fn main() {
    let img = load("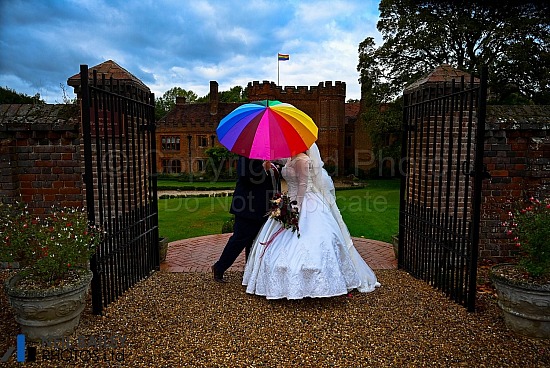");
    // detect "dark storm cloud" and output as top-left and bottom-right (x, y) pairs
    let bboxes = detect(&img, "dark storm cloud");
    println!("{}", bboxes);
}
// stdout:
(0, 0), (380, 102)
